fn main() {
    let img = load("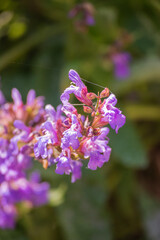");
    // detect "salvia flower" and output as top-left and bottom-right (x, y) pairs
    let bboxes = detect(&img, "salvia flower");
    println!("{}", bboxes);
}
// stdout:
(0, 70), (126, 228)
(61, 114), (82, 150)
(0, 89), (49, 229)
(101, 94), (126, 133)
(31, 69), (126, 183)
